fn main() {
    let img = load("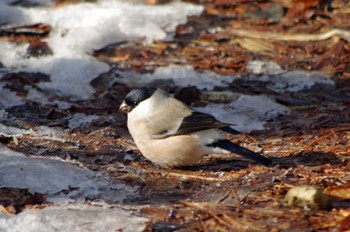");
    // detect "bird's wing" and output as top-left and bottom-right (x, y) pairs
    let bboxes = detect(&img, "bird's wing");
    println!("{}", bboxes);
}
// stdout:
(148, 110), (233, 139)
(173, 112), (232, 135)
(144, 94), (235, 139)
